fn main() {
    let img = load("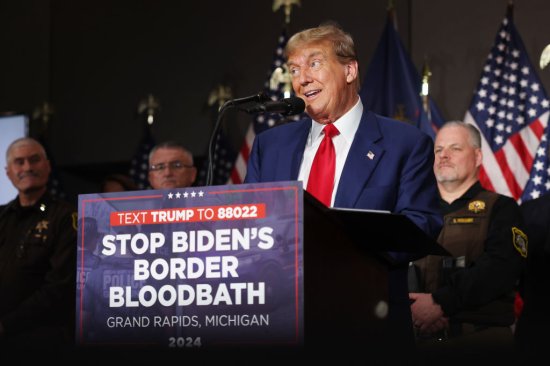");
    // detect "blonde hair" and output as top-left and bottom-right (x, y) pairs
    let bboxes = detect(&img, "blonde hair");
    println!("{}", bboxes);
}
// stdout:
(285, 22), (360, 91)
